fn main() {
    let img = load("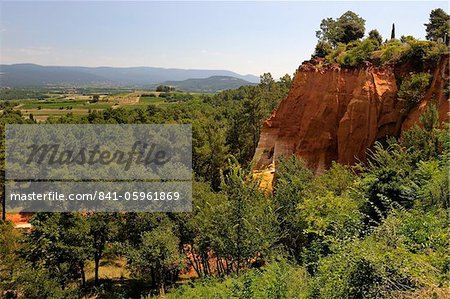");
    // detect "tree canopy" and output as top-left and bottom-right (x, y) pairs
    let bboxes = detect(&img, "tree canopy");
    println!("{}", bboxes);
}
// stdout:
(316, 11), (366, 45)
(425, 8), (450, 43)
